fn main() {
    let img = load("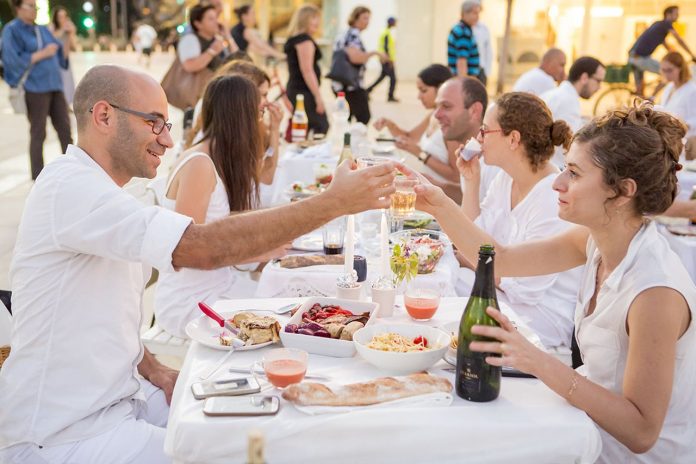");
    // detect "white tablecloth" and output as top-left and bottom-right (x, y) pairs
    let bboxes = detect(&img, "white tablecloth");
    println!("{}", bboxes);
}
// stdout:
(255, 239), (460, 298)
(164, 297), (602, 464)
